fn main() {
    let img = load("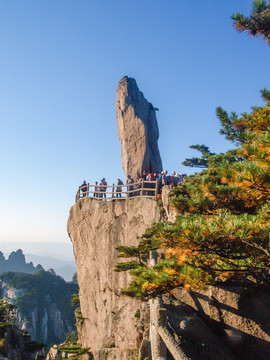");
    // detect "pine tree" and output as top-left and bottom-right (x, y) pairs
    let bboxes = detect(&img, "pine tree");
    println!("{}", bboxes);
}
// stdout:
(232, 0), (270, 44)
(182, 144), (214, 168)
